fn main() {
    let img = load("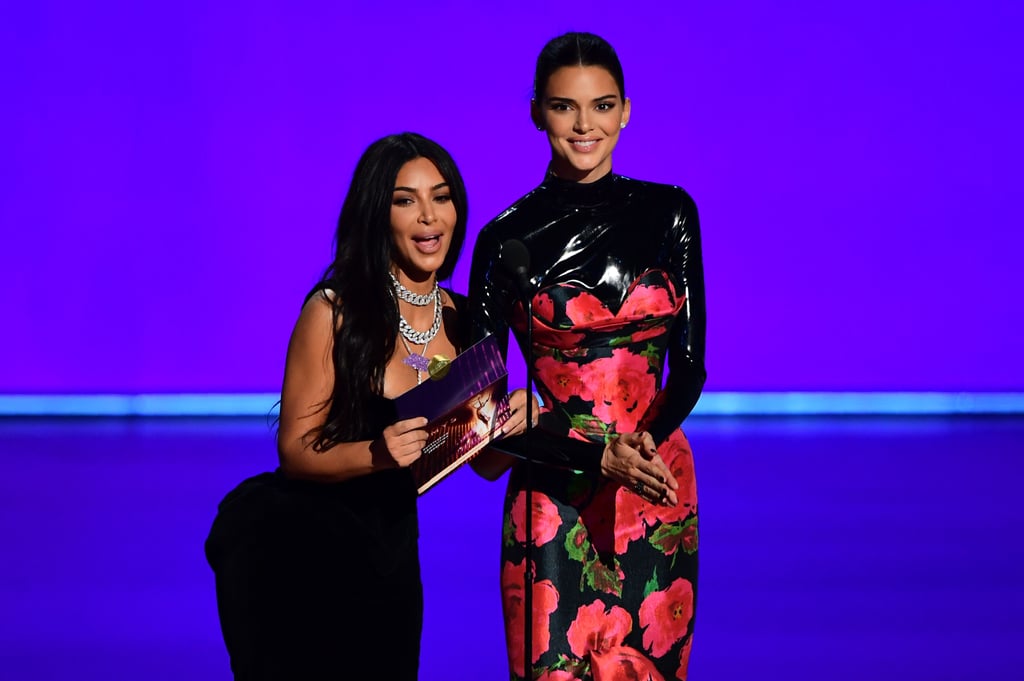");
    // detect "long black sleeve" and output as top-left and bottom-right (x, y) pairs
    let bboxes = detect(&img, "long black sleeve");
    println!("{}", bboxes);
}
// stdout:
(642, 192), (707, 443)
